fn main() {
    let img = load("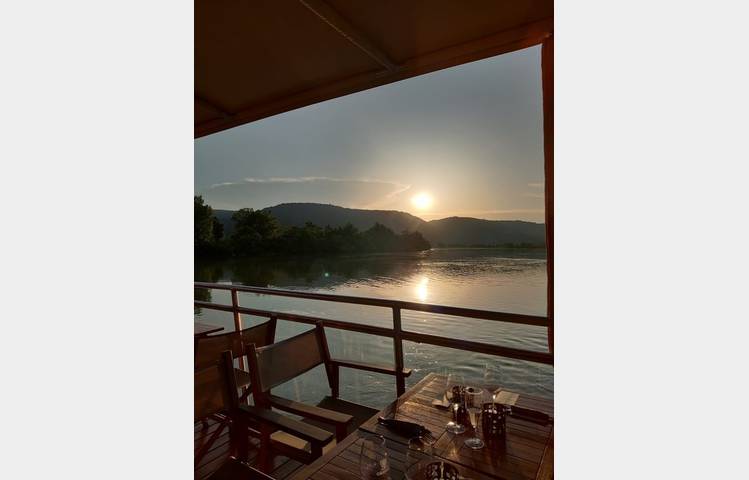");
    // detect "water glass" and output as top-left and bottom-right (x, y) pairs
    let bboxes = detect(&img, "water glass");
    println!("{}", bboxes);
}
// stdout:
(463, 387), (485, 450)
(445, 372), (466, 434)
(360, 434), (390, 479)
